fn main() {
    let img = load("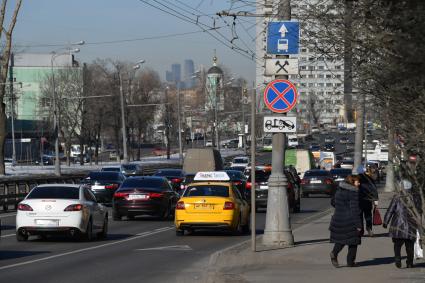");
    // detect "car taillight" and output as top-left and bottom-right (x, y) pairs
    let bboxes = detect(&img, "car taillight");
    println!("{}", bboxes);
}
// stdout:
(18, 203), (33, 211)
(246, 182), (252, 189)
(64, 204), (83, 211)
(114, 192), (129, 198)
(148, 192), (164, 199)
(325, 178), (333, 185)
(301, 179), (309, 185)
(223, 202), (235, 210)
(171, 178), (183, 183)
(176, 201), (185, 209)
(105, 183), (119, 190)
